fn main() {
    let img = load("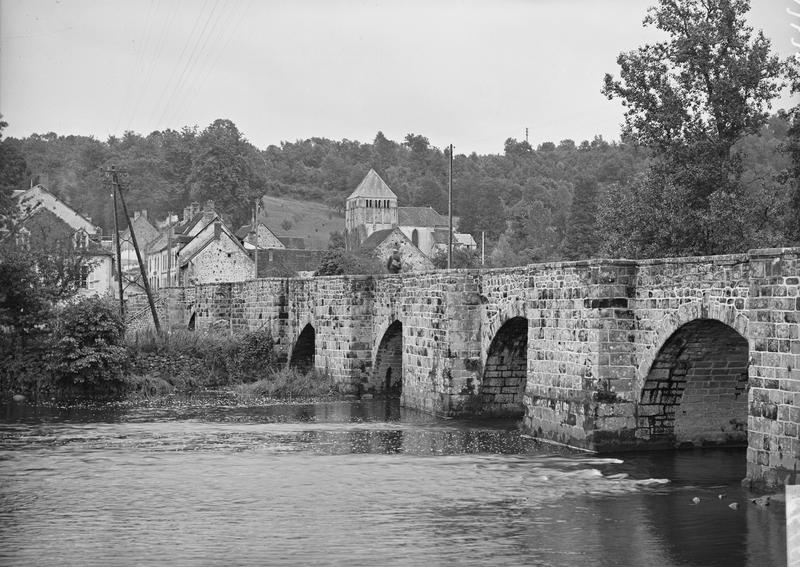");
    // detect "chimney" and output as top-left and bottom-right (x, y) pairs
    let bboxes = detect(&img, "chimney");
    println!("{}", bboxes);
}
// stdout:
(203, 200), (215, 221)
(184, 201), (201, 222)
(214, 220), (222, 239)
